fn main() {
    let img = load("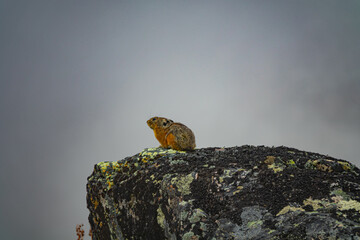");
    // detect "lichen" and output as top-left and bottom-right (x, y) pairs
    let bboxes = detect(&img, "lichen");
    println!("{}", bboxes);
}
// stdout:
(268, 163), (284, 173)
(338, 199), (360, 212)
(96, 161), (123, 190)
(303, 197), (331, 211)
(93, 148), (189, 191)
(87, 145), (360, 239)
(276, 206), (305, 216)
(189, 208), (207, 223)
(200, 222), (207, 232)
(170, 173), (194, 195)
(180, 210), (189, 222)
(233, 186), (243, 195)
(338, 161), (351, 171)
(265, 156), (276, 165)
(303, 159), (352, 173)
(302, 193), (360, 214)
(157, 206), (165, 229)
(330, 188), (351, 201)
(247, 220), (263, 228)
(139, 147), (186, 161)
(265, 156), (285, 173)
(169, 159), (188, 165)
(182, 231), (198, 240)
(304, 160), (317, 170)
(286, 159), (297, 168)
